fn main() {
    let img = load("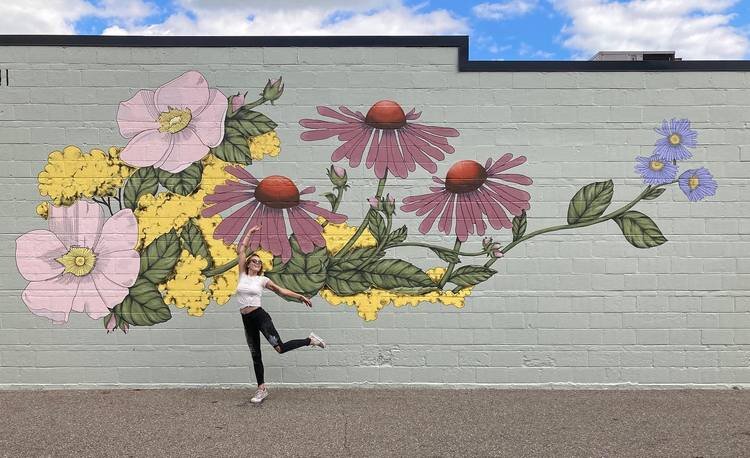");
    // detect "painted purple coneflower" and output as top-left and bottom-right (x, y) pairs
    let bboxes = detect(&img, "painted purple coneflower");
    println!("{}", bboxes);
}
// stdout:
(654, 118), (697, 161)
(401, 154), (533, 241)
(634, 154), (678, 185)
(202, 166), (347, 262)
(299, 100), (459, 179)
